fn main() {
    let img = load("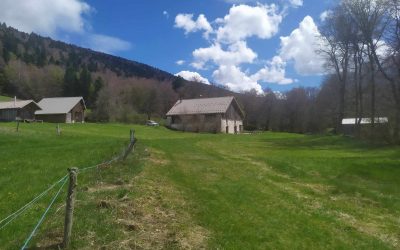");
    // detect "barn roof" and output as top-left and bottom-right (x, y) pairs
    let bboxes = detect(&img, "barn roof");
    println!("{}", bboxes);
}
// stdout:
(166, 96), (244, 117)
(35, 97), (86, 115)
(0, 100), (40, 110)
